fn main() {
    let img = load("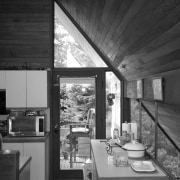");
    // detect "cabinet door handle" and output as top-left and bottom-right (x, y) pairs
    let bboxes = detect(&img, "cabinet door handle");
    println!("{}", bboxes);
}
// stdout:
(54, 124), (59, 134)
